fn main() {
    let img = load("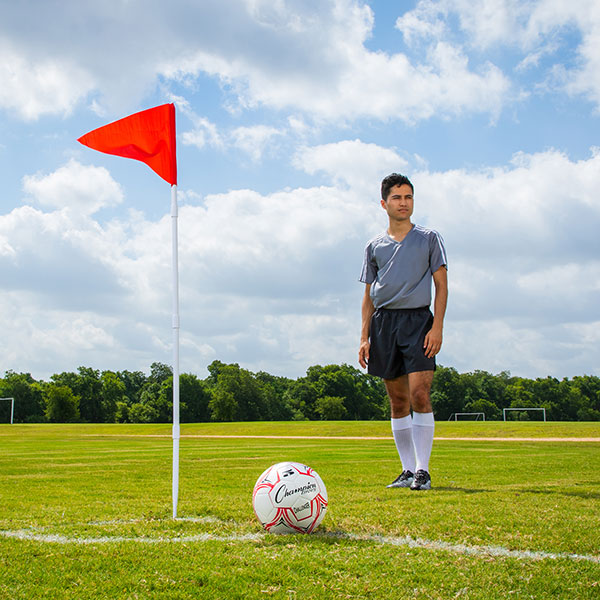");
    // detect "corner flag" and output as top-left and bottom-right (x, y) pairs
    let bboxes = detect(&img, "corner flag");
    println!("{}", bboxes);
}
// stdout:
(79, 103), (181, 519)
(78, 103), (177, 185)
